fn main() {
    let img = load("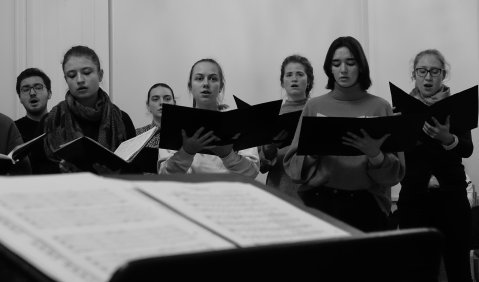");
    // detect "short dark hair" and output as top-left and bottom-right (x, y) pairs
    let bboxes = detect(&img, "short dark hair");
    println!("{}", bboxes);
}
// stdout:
(280, 55), (314, 97)
(323, 36), (371, 90)
(16, 68), (52, 95)
(146, 83), (176, 104)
